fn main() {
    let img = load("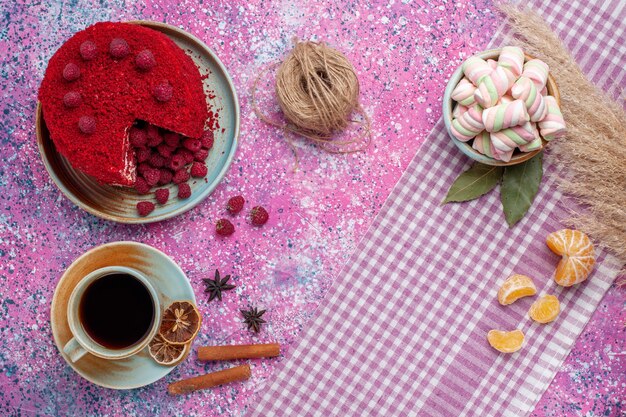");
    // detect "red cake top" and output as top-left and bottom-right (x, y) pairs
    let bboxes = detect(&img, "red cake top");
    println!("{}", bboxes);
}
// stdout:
(39, 22), (208, 186)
